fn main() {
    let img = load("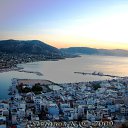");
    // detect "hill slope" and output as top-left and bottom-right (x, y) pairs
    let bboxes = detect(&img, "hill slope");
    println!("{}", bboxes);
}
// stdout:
(0, 39), (62, 58)
(0, 39), (64, 68)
